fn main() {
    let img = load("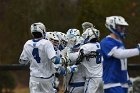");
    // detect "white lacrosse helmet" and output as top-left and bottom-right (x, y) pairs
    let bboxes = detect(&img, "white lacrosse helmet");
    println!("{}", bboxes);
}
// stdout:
(72, 36), (84, 52)
(82, 27), (100, 43)
(75, 36), (84, 46)
(66, 28), (80, 48)
(55, 32), (68, 49)
(54, 32), (62, 40)
(61, 32), (68, 41)
(55, 32), (68, 42)
(46, 32), (59, 41)
(66, 28), (80, 39)
(46, 32), (60, 48)
(105, 16), (129, 39)
(31, 22), (46, 38)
